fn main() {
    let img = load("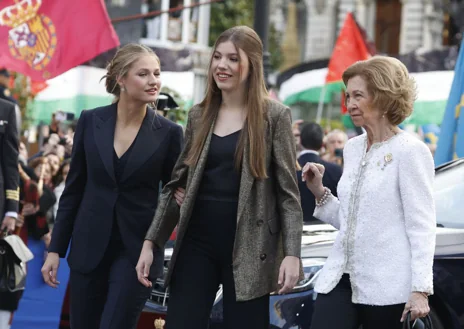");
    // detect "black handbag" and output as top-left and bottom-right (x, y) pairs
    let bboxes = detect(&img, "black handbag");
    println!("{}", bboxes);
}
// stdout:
(403, 312), (433, 329)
